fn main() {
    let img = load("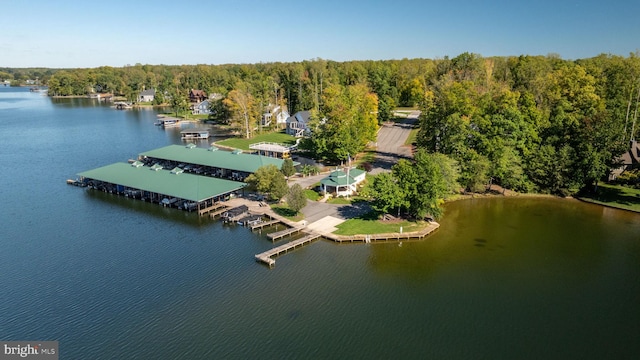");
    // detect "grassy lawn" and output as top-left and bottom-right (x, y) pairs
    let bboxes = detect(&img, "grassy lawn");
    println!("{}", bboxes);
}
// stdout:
(271, 205), (305, 222)
(334, 216), (428, 235)
(327, 197), (352, 205)
(215, 131), (296, 151)
(577, 183), (640, 212)
(326, 196), (367, 205)
(357, 149), (376, 164)
(304, 189), (321, 201)
(404, 128), (418, 146)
